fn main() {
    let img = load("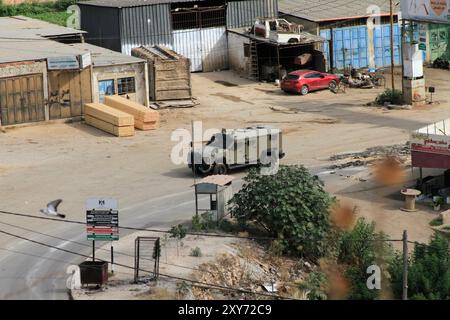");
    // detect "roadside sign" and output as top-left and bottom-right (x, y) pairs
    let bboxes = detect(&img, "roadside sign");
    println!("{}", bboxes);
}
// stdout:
(47, 56), (80, 70)
(401, 0), (450, 25)
(86, 198), (119, 241)
(419, 43), (427, 50)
